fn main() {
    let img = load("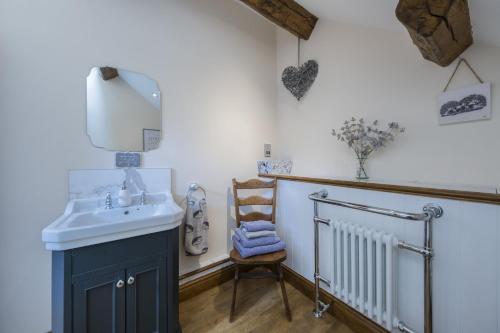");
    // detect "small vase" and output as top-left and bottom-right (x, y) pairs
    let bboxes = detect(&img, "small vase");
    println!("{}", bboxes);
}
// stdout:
(356, 157), (369, 180)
